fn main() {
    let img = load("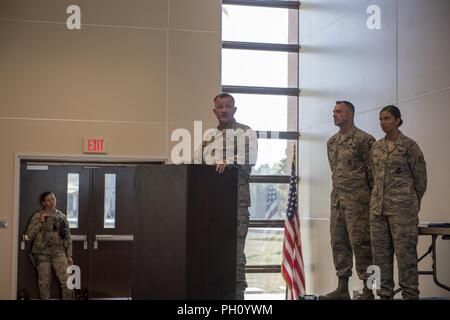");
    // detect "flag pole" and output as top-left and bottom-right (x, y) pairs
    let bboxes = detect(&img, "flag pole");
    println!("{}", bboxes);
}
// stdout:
(283, 143), (298, 300)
